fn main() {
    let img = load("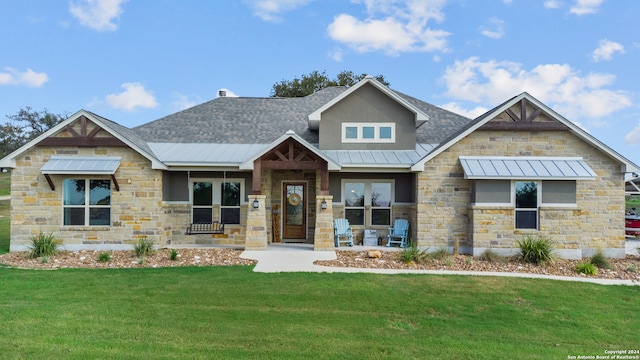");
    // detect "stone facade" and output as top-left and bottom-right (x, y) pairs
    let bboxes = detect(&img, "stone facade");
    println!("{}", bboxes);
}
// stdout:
(416, 129), (626, 259)
(10, 145), (166, 251)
